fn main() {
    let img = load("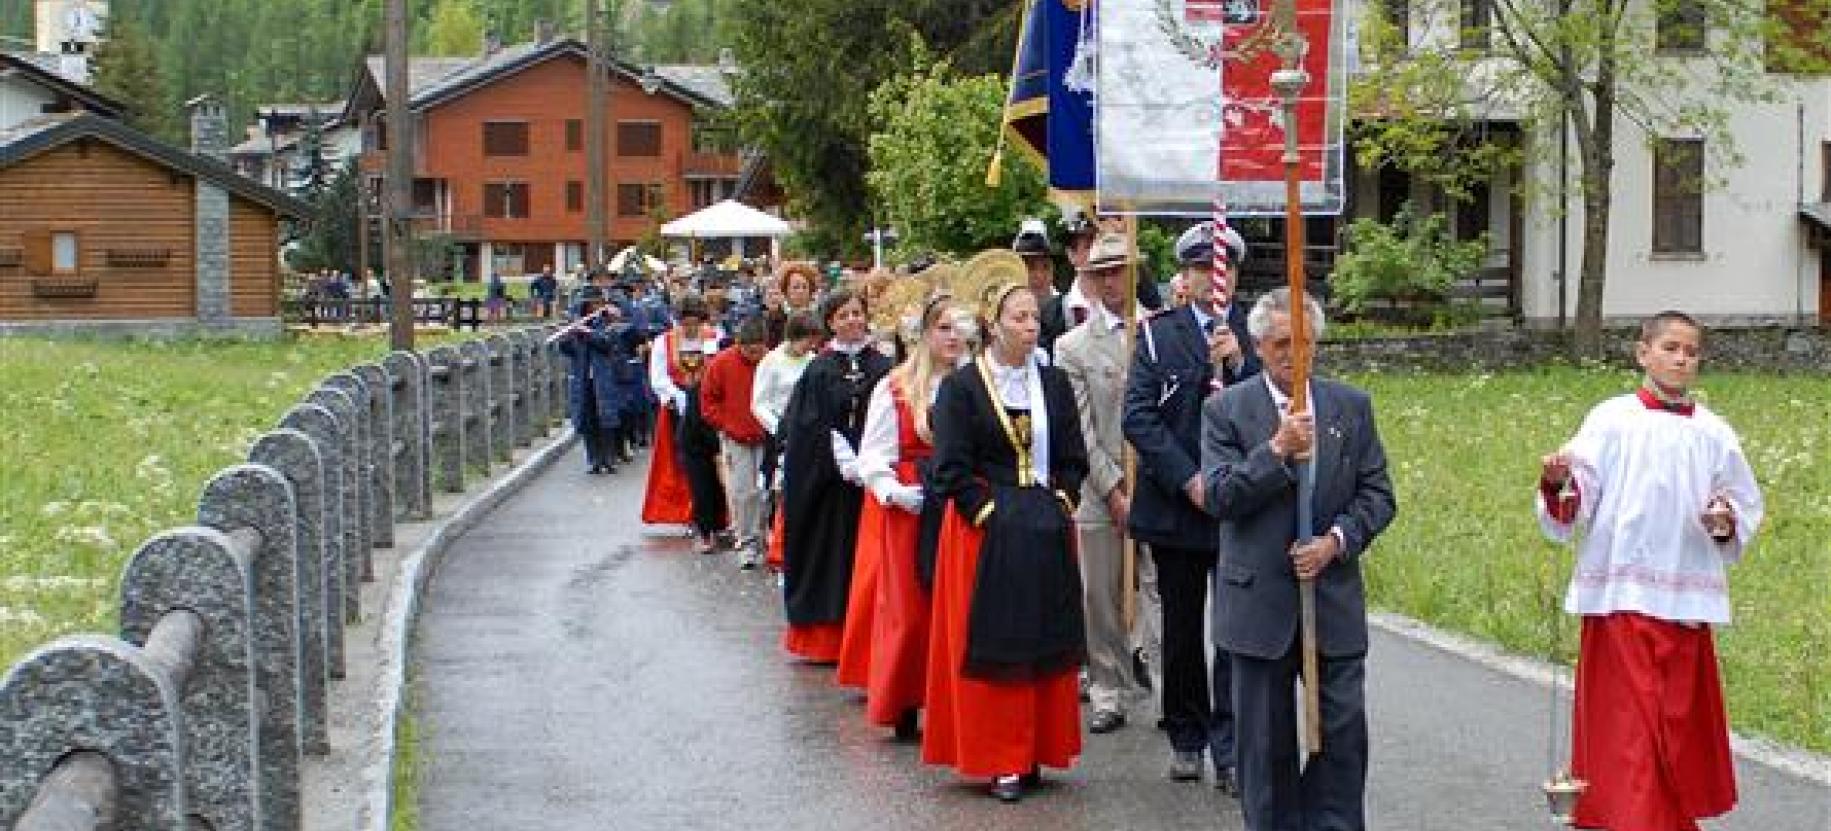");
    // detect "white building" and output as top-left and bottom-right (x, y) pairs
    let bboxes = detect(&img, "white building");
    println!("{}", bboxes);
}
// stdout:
(0, 51), (123, 131)
(1343, 0), (1829, 327)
